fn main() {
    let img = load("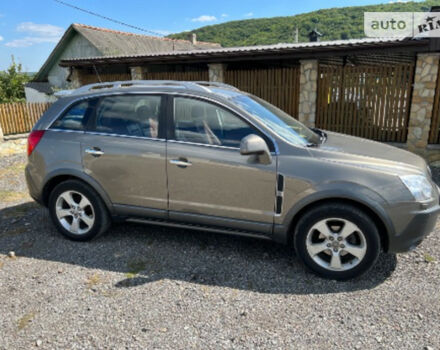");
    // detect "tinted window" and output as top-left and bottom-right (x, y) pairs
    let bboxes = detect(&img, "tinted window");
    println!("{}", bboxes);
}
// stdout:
(51, 100), (95, 130)
(173, 97), (258, 148)
(93, 95), (162, 138)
